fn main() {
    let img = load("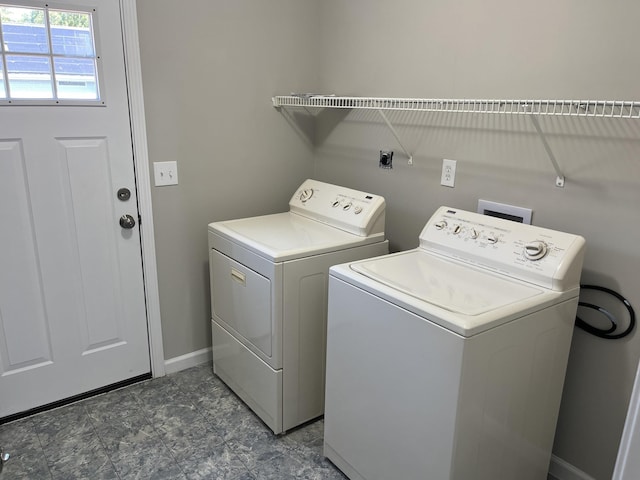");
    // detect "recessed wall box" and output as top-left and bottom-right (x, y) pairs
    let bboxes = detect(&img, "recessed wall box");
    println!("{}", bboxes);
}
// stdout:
(477, 200), (532, 224)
